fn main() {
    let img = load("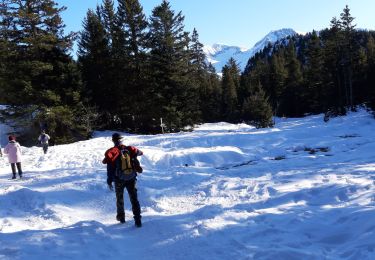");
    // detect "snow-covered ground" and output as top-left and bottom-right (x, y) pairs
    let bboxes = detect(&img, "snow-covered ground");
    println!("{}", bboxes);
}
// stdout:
(1, 110), (375, 259)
